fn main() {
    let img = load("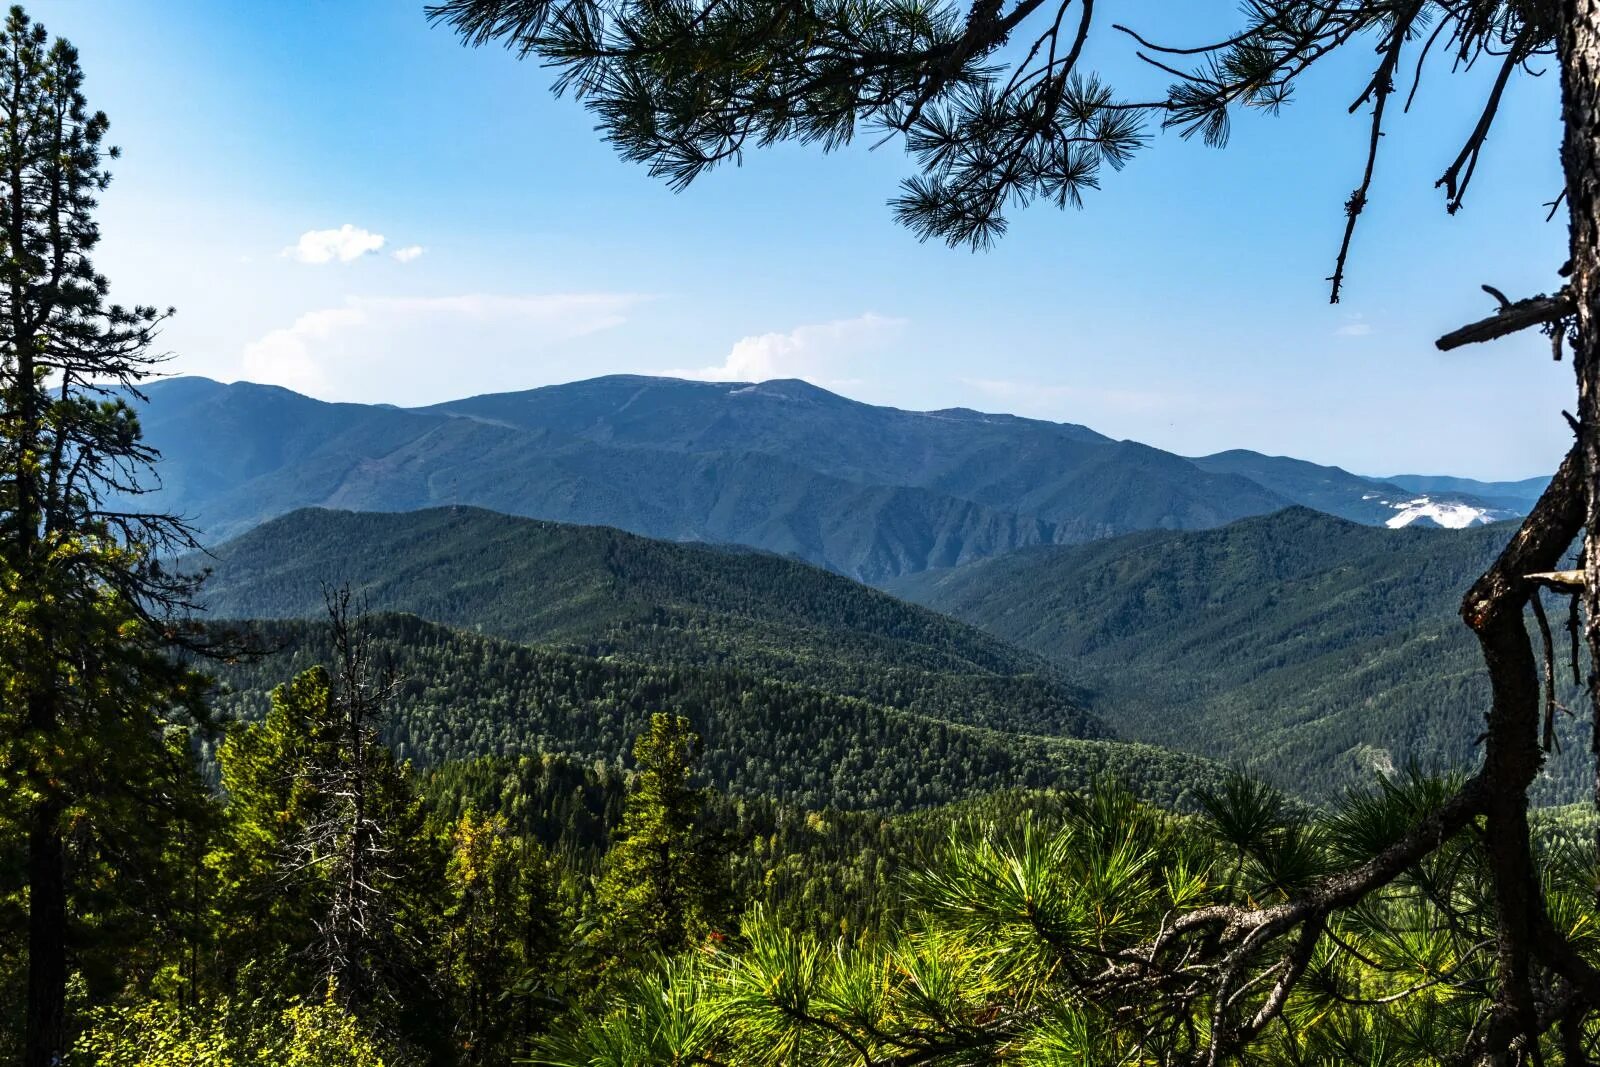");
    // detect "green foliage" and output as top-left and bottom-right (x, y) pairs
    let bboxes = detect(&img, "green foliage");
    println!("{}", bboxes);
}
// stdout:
(593, 715), (726, 960)
(209, 660), (444, 1037)
(210, 667), (340, 971)
(203, 613), (1229, 813)
(893, 507), (1590, 802)
(541, 776), (1600, 1064)
(439, 809), (562, 1062)
(0, 6), (215, 1060)
(69, 986), (397, 1067)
